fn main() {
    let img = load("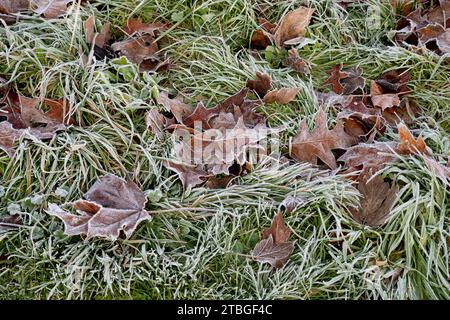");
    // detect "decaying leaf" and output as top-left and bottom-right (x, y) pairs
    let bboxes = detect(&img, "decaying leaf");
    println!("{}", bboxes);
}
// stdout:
(47, 174), (151, 240)
(0, 0), (29, 14)
(323, 64), (364, 95)
(112, 19), (170, 72)
(273, 6), (314, 48)
(252, 213), (294, 268)
(350, 175), (398, 227)
(0, 214), (22, 235)
(148, 74), (290, 189)
(291, 108), (358, 169)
